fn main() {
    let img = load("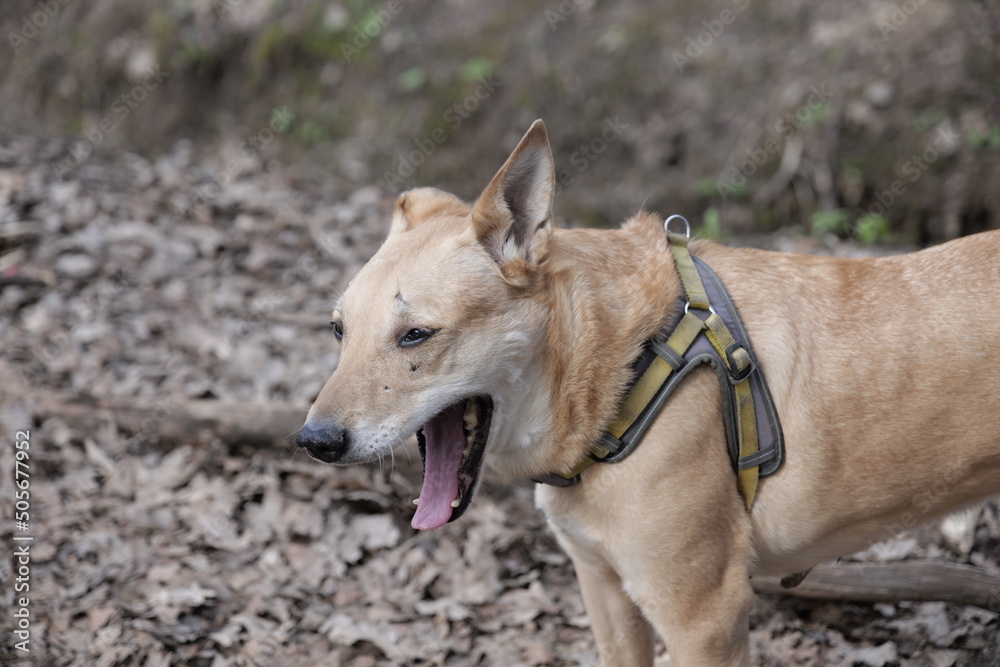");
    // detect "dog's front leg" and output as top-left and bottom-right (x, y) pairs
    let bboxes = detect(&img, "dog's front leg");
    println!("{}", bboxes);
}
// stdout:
(623, 554), (753, 667)
(551, 524), (656, 666)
